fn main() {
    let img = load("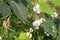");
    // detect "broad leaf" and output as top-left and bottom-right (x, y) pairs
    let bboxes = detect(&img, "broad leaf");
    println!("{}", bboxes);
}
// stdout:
(0, 0), (3, 3)
(15, 32), (28, 40)
(41, 20), (57, 38)
(15, 37), (20, 40)
(50, 0), (60, 6)
(8, 0), (28, 23)
(19, 32), (28, 40)
(38, 1), (54, 17)
(57, 24), (60, 40)
(0, 3), (11, 19)
(21, 0), (28, 7)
